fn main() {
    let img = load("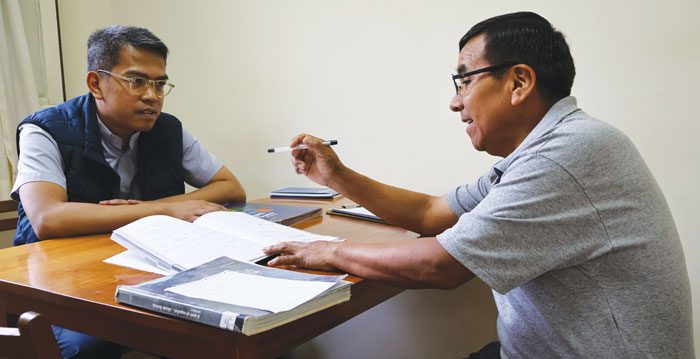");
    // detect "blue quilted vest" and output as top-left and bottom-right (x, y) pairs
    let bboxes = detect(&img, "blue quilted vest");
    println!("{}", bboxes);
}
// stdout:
(14, 93), (185, 245)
